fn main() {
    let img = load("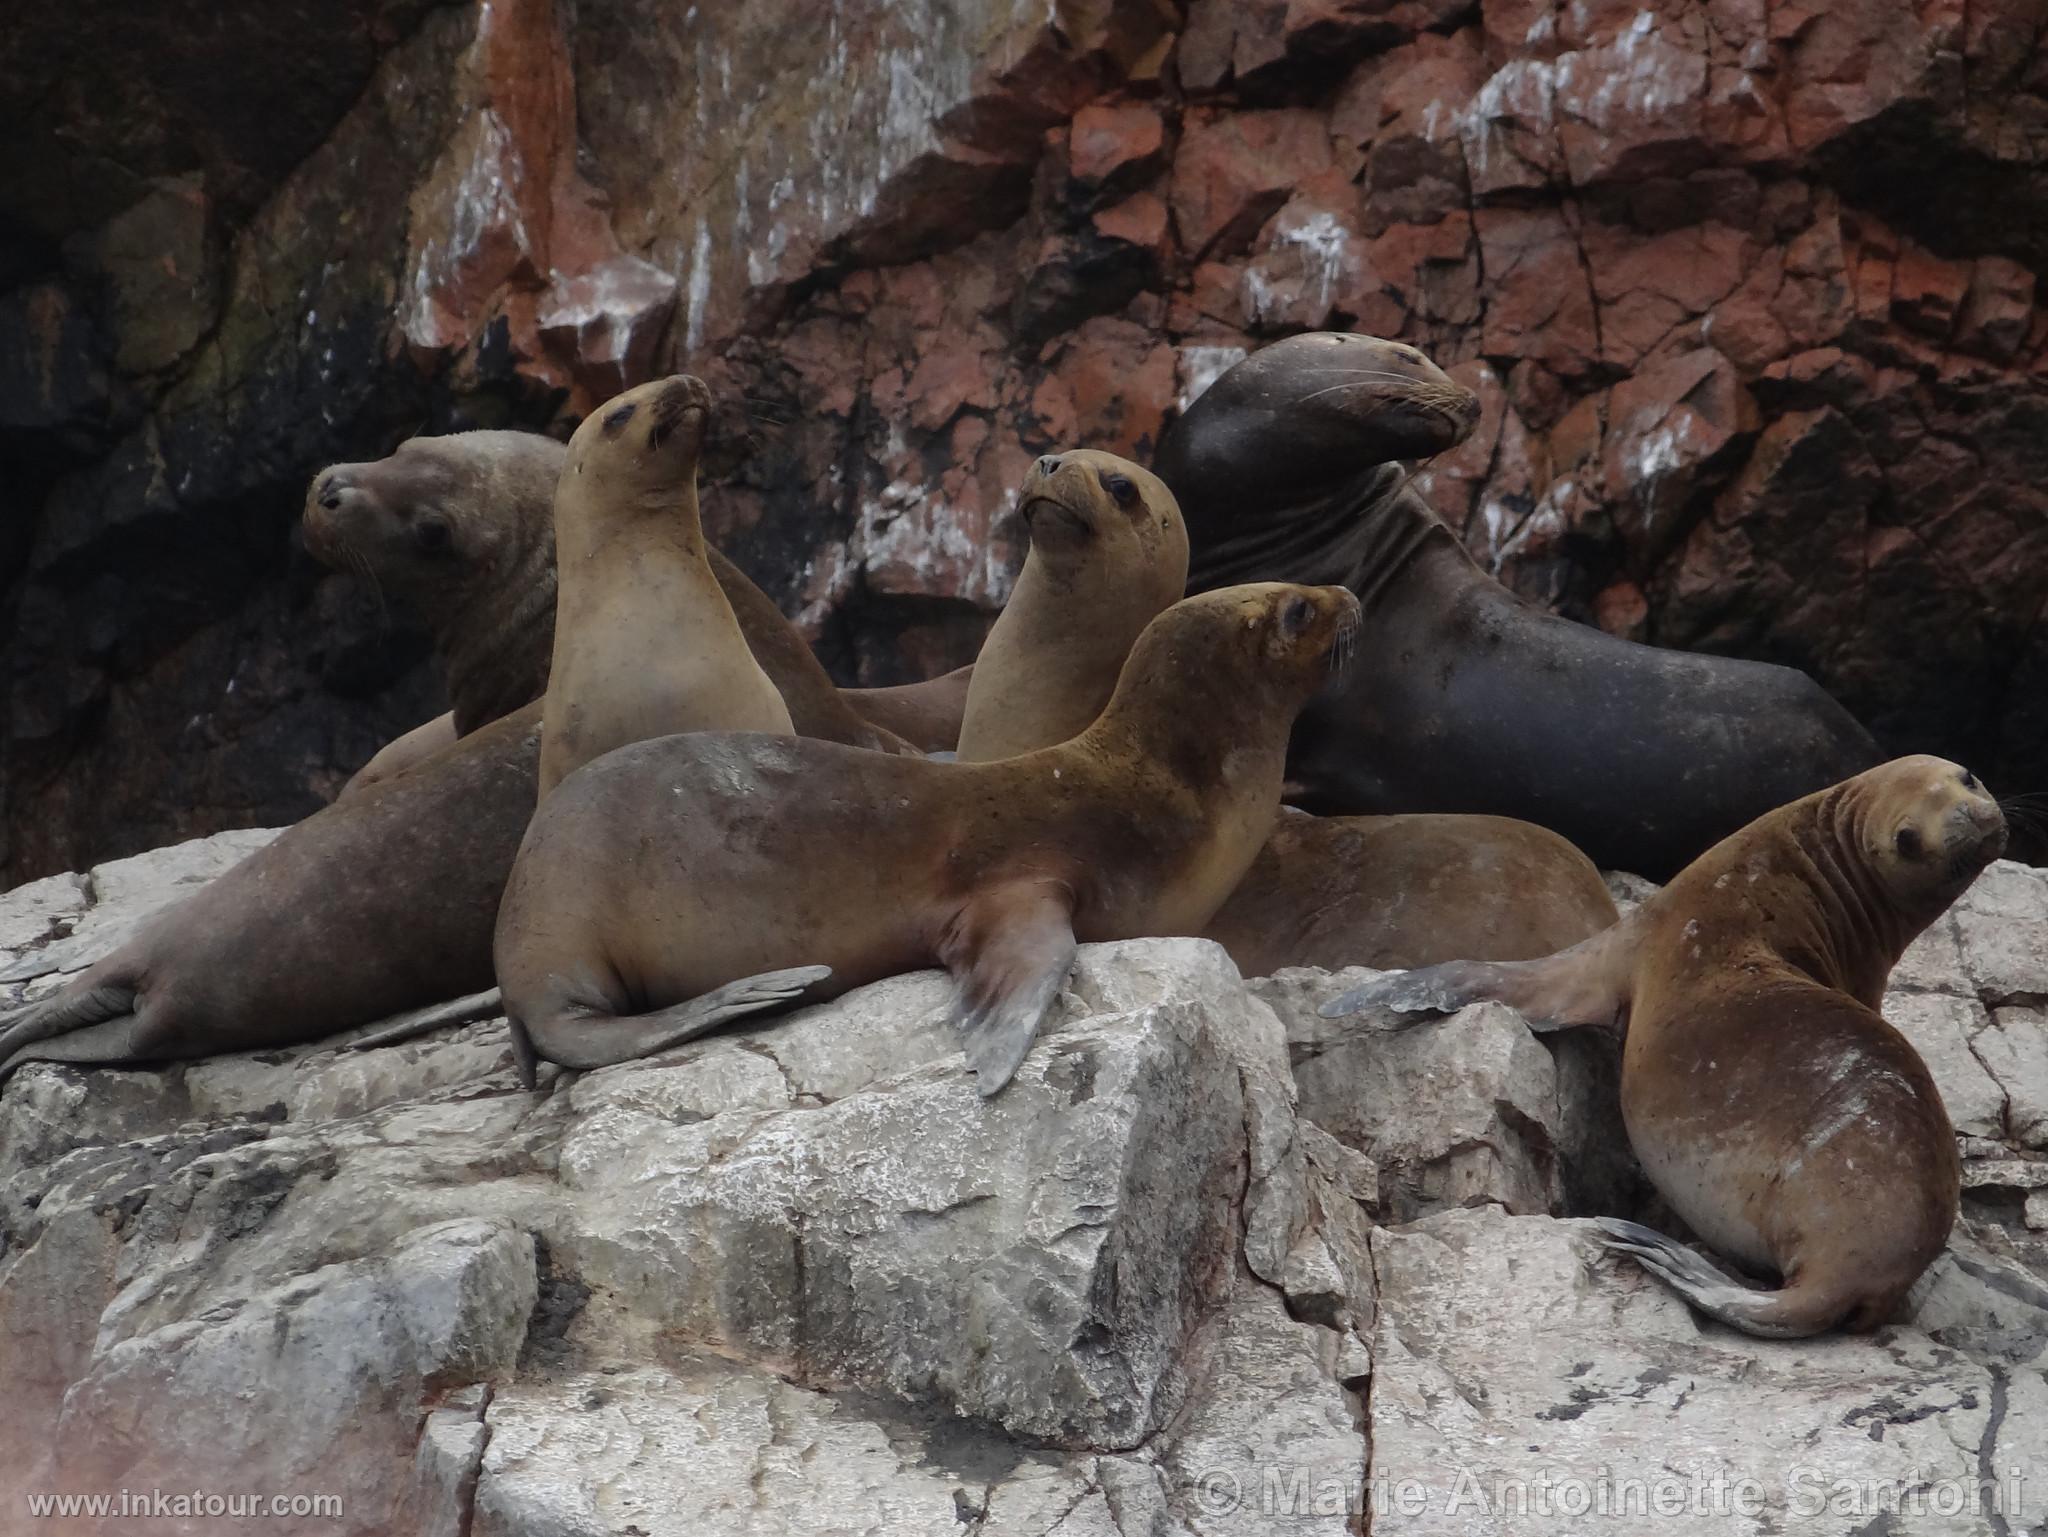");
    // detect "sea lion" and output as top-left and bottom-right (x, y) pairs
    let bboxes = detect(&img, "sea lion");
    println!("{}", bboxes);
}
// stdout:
(1154, 331), (1883, 880)
(952, 446), (1616, 972)
(493, 582), (1363, 1094)
(1204, 808), (1615, 975)
(306, 430), (559, 736)
(306, 429), (913, 800)
(955, 450), (1187, 761)
(538, 375), (792, 797)
(1321, 756), (2007, 1337)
